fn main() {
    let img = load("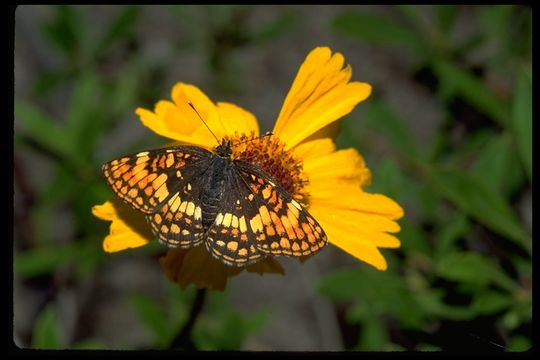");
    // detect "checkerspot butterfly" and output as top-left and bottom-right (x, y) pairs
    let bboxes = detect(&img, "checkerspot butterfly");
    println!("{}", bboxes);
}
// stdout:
(102, 107), (327, 266)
